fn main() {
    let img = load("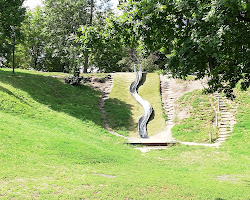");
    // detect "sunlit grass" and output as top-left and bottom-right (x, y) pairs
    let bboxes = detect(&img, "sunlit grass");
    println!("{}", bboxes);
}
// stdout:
(0, 68), (249, 199)
(173, 89), (218, 142)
